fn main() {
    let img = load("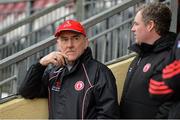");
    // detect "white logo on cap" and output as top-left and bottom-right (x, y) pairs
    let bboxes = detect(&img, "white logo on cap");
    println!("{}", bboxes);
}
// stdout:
(63, 21), (71, 28)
